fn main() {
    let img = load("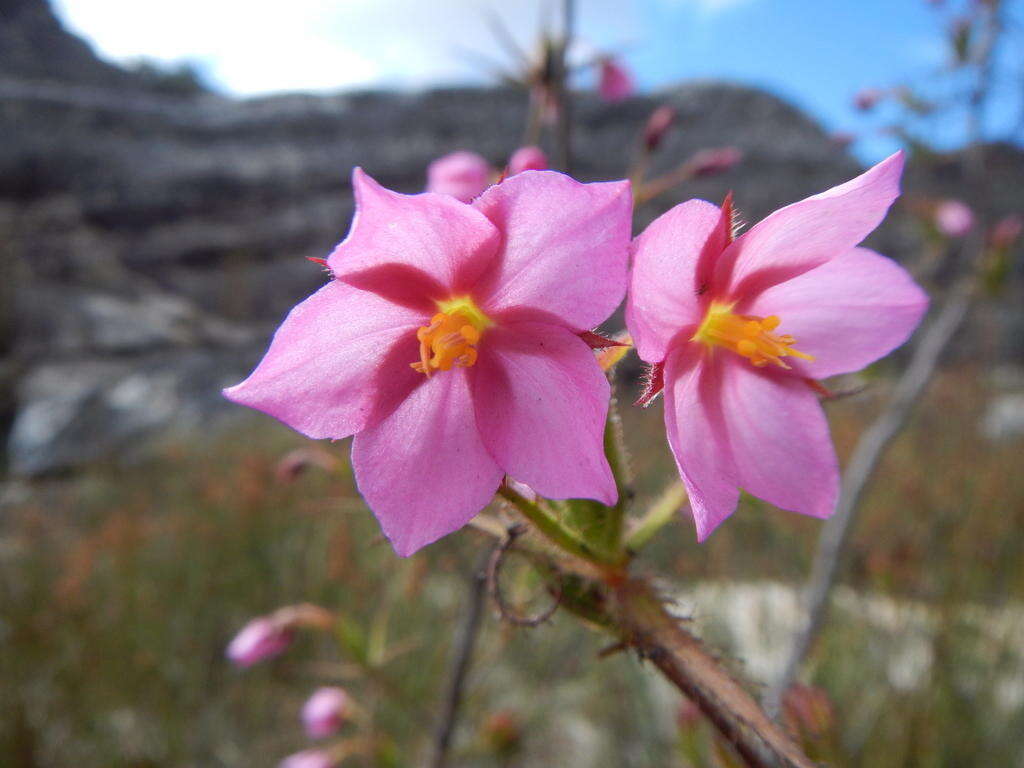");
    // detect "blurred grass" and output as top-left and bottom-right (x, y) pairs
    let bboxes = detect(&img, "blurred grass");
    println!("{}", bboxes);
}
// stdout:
(1, 366), (1022, 767)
